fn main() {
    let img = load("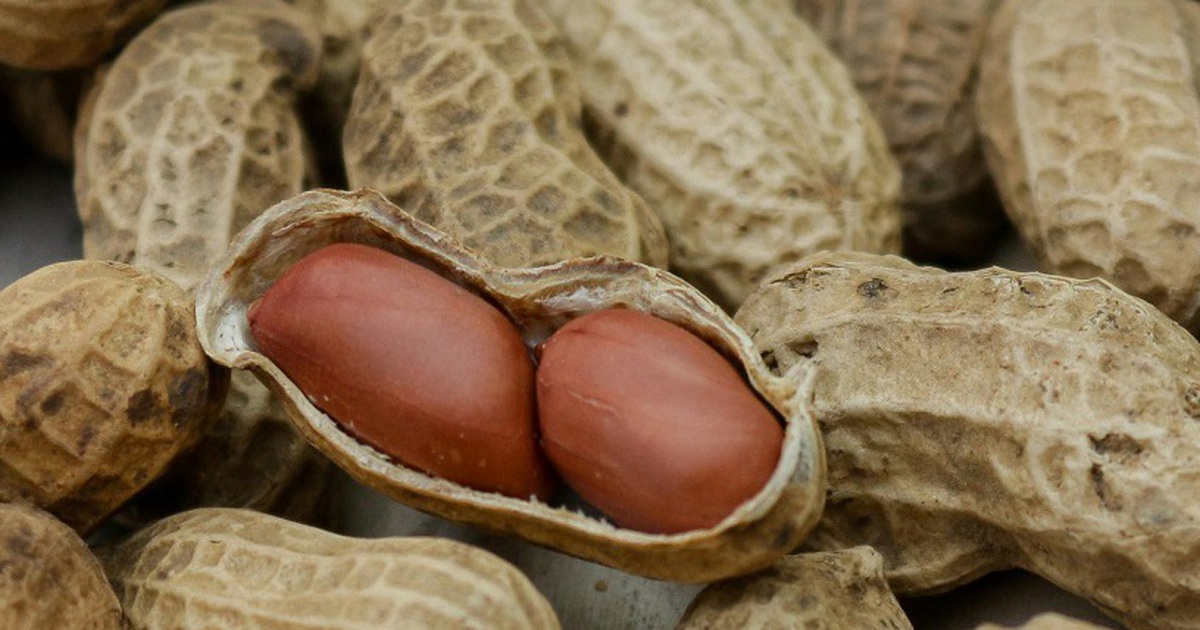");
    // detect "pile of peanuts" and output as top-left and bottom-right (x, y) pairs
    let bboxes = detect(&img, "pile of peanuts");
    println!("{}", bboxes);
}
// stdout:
(2, 0), (1197, 628)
